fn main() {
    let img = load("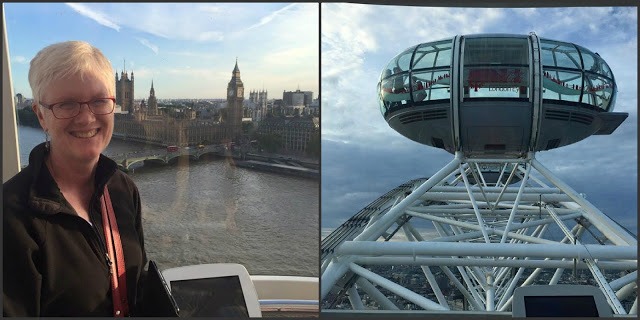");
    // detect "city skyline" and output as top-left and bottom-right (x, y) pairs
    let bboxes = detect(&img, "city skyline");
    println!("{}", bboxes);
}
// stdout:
(321, 4), (638, 235)
(5, 3), (319, 100)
